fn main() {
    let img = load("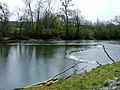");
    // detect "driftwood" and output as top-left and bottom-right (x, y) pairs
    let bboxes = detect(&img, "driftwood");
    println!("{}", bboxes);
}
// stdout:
(96, 61), (102, 66)
(101, 44), (115, 62)
(52, 60), (86, 79)
(95, 44), (115, 66)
